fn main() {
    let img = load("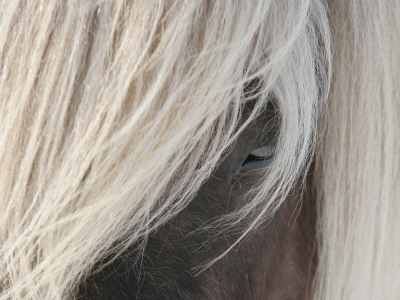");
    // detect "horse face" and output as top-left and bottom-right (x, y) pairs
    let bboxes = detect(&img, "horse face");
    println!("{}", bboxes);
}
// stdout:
(78, 103), (316, 300)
